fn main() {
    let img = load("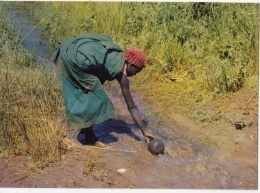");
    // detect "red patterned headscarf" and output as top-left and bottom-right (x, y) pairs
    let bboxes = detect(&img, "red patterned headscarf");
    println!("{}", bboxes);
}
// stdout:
(125, 48), (145, 68)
